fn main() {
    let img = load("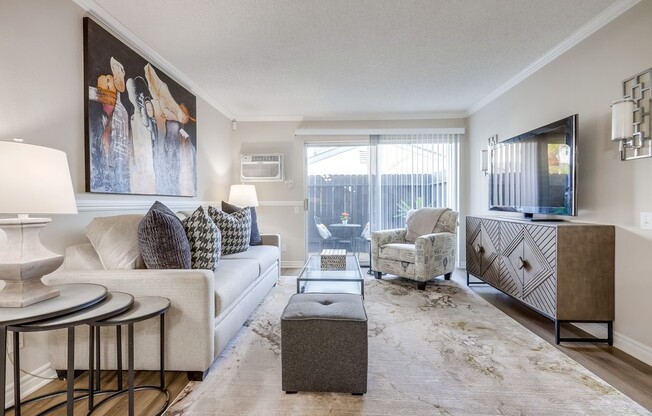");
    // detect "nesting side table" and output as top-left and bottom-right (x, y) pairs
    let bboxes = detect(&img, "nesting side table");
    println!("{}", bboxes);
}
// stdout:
(8, 291), (133, 416)
(0, 283), (108, 416)
(89, 296), (171, 416)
